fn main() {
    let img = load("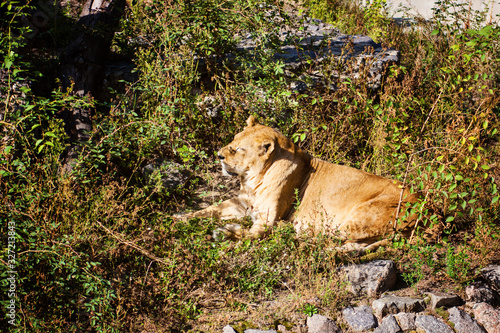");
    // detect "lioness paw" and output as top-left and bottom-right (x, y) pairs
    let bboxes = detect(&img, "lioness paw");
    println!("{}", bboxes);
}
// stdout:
(212, 223), (243, 241)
